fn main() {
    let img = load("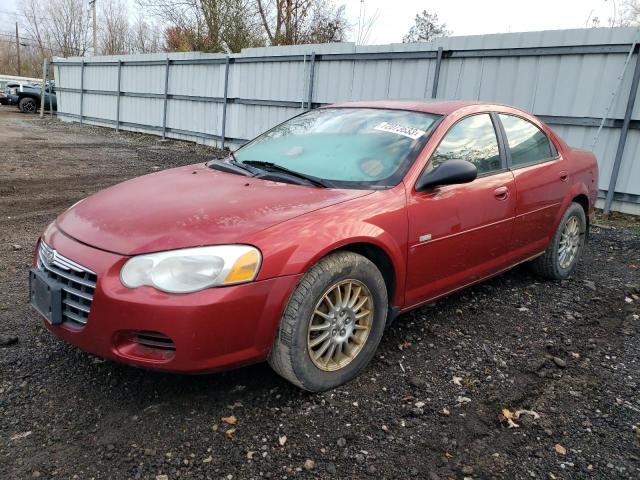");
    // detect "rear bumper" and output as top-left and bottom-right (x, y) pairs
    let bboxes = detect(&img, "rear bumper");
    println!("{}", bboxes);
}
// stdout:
(38, 225), (301, 373)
